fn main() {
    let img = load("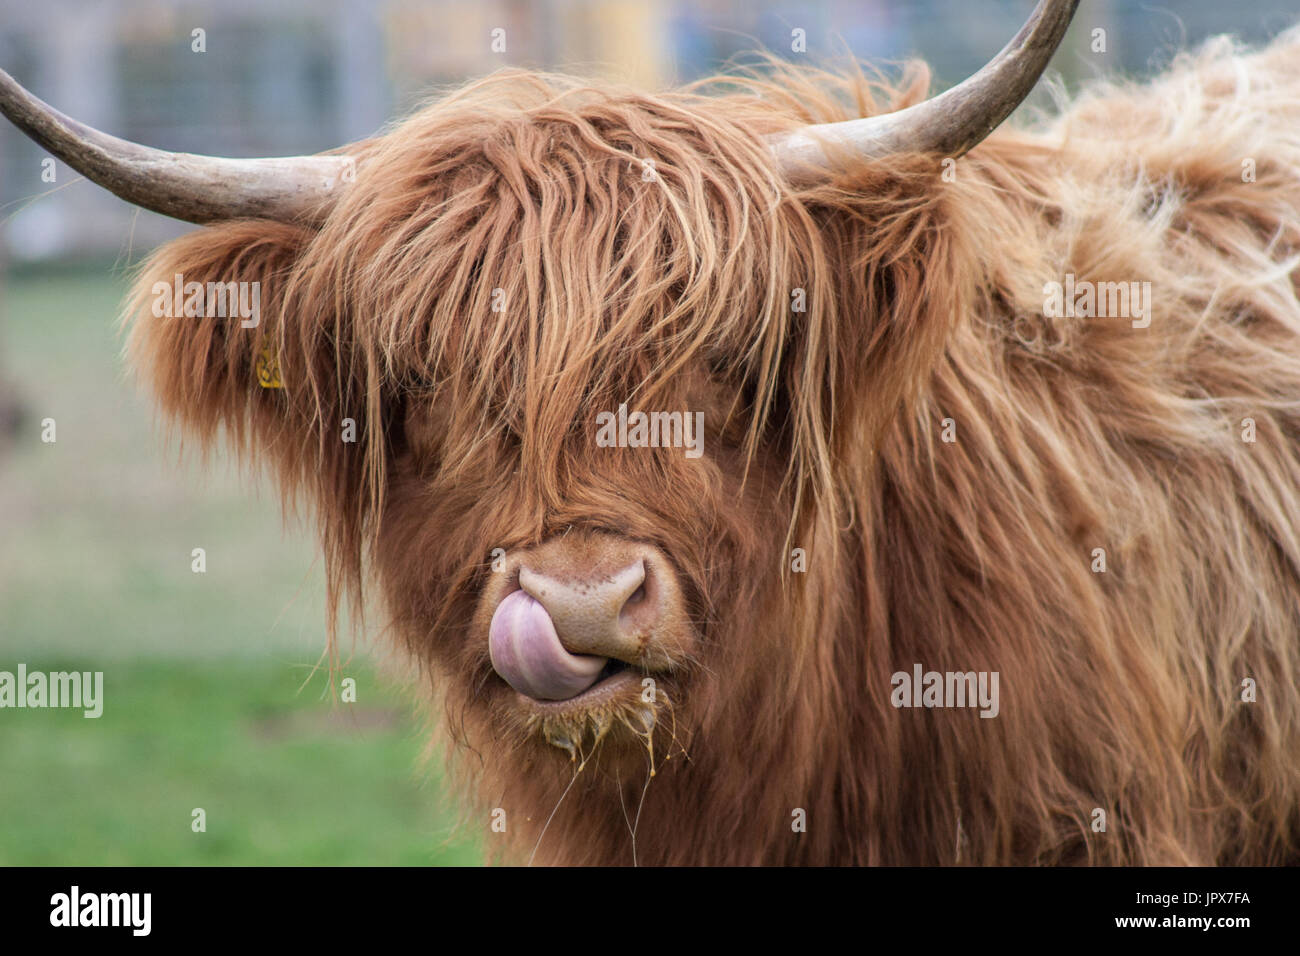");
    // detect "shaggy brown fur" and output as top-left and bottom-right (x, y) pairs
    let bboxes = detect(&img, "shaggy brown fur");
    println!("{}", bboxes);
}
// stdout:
(124, 29), (1300, 865)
